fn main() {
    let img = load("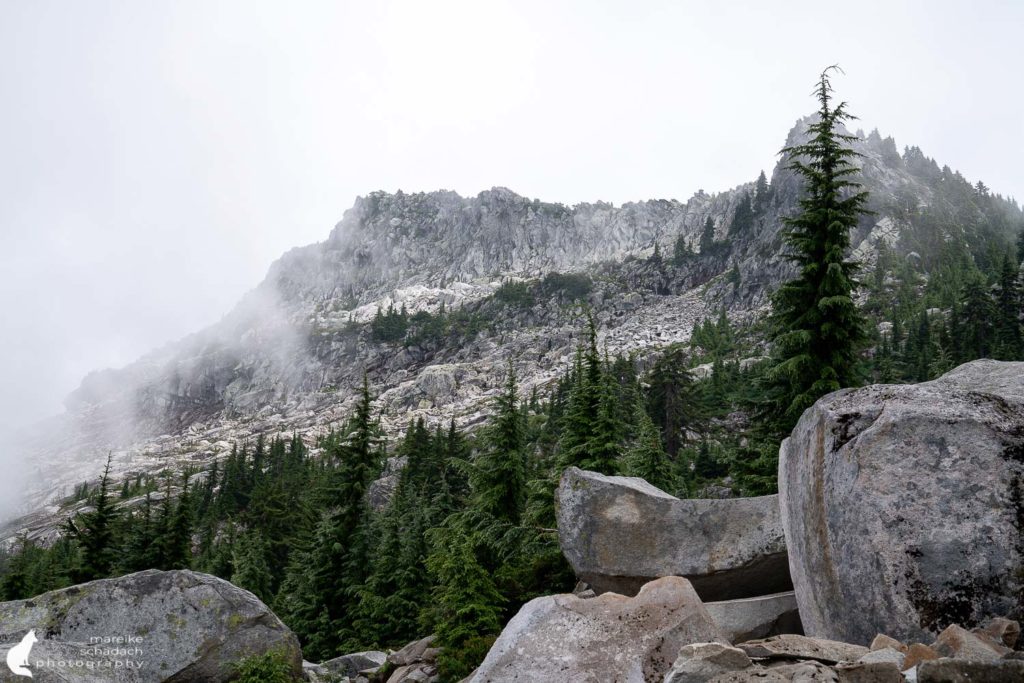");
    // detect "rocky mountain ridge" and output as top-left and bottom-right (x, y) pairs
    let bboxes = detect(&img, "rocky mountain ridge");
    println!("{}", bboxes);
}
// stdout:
(3, 118), (1022, 543)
